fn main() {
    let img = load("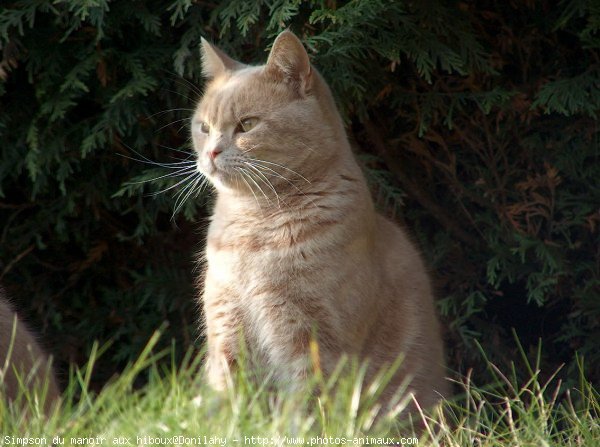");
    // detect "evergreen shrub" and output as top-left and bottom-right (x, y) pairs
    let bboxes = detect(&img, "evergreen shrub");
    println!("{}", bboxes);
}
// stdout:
(0, 0), (598, 388)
